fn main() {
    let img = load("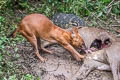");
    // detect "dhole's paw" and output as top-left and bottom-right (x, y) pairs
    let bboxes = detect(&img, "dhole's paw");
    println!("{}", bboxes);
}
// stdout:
(76, 58), (82, 61)
(40, 58), (47, 62)
(76, 55), (85, 61)
(41, 48), (53, 54)
(46, 50), (53, 54)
